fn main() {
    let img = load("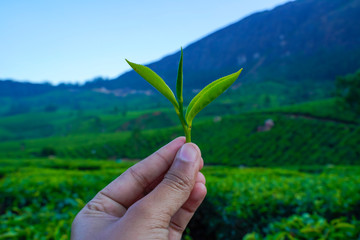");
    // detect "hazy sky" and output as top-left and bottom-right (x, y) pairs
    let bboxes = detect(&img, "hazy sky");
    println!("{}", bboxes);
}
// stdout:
(1, 0), (290, 85)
